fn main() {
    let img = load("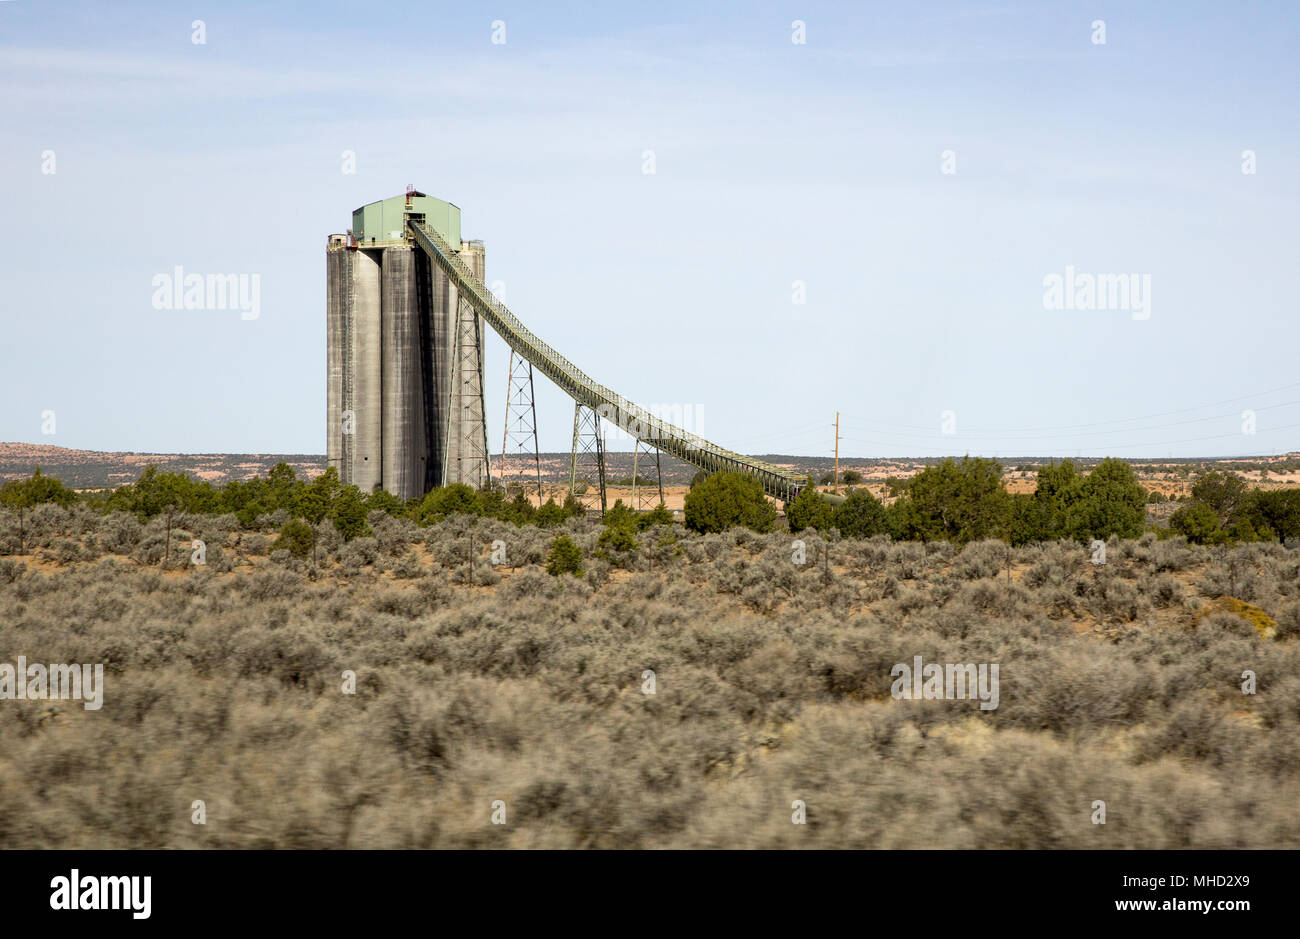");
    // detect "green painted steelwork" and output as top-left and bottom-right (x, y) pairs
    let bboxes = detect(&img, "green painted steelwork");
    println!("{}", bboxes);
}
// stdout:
(353, 193), (461, 245)
(407, 217), (807, 502)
